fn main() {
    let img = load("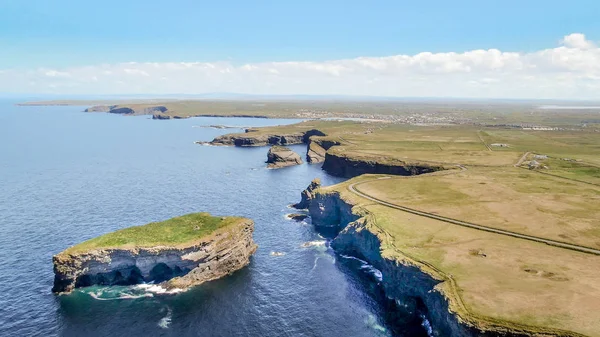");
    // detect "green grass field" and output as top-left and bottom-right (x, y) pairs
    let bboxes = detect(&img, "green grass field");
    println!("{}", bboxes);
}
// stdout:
(64, 213), (245, 254)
